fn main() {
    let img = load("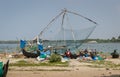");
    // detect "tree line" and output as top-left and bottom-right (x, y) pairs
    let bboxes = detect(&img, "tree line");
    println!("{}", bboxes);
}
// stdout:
(0, 36), (120, 44)
(0, 40), (19, 44)
(86, 36), (120, 43)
